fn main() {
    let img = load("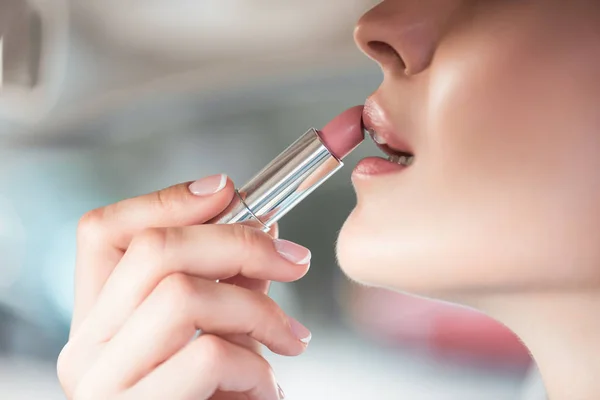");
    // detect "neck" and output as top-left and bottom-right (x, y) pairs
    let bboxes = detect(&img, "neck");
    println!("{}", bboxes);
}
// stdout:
(476, 291), (600, 400)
